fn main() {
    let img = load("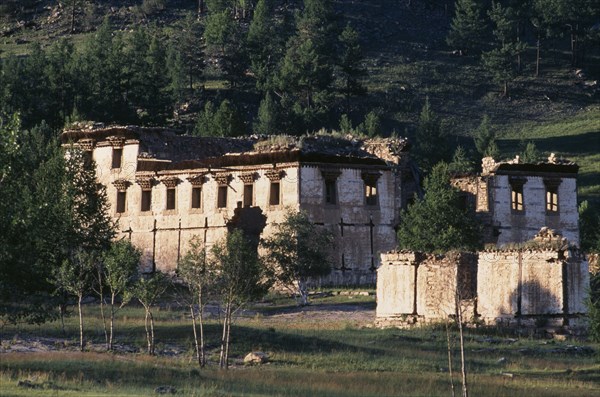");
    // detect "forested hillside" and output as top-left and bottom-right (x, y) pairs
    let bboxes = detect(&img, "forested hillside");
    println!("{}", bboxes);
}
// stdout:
(1, 0), (599, 201)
